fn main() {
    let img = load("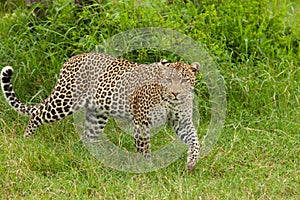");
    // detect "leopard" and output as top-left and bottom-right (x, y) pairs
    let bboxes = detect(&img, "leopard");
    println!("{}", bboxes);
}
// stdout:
(1, 52), (200, 171)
